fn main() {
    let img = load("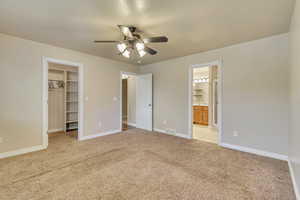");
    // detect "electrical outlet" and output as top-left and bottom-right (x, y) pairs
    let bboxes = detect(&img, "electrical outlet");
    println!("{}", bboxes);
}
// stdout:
(163, 120), (167, 125)
(98, 121), (102, 128)
(233, 131), (239, 137)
